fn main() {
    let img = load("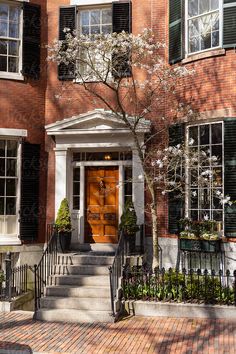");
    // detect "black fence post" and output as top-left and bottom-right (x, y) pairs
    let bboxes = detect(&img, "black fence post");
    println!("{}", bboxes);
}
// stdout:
(5, 252), (12, 301)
